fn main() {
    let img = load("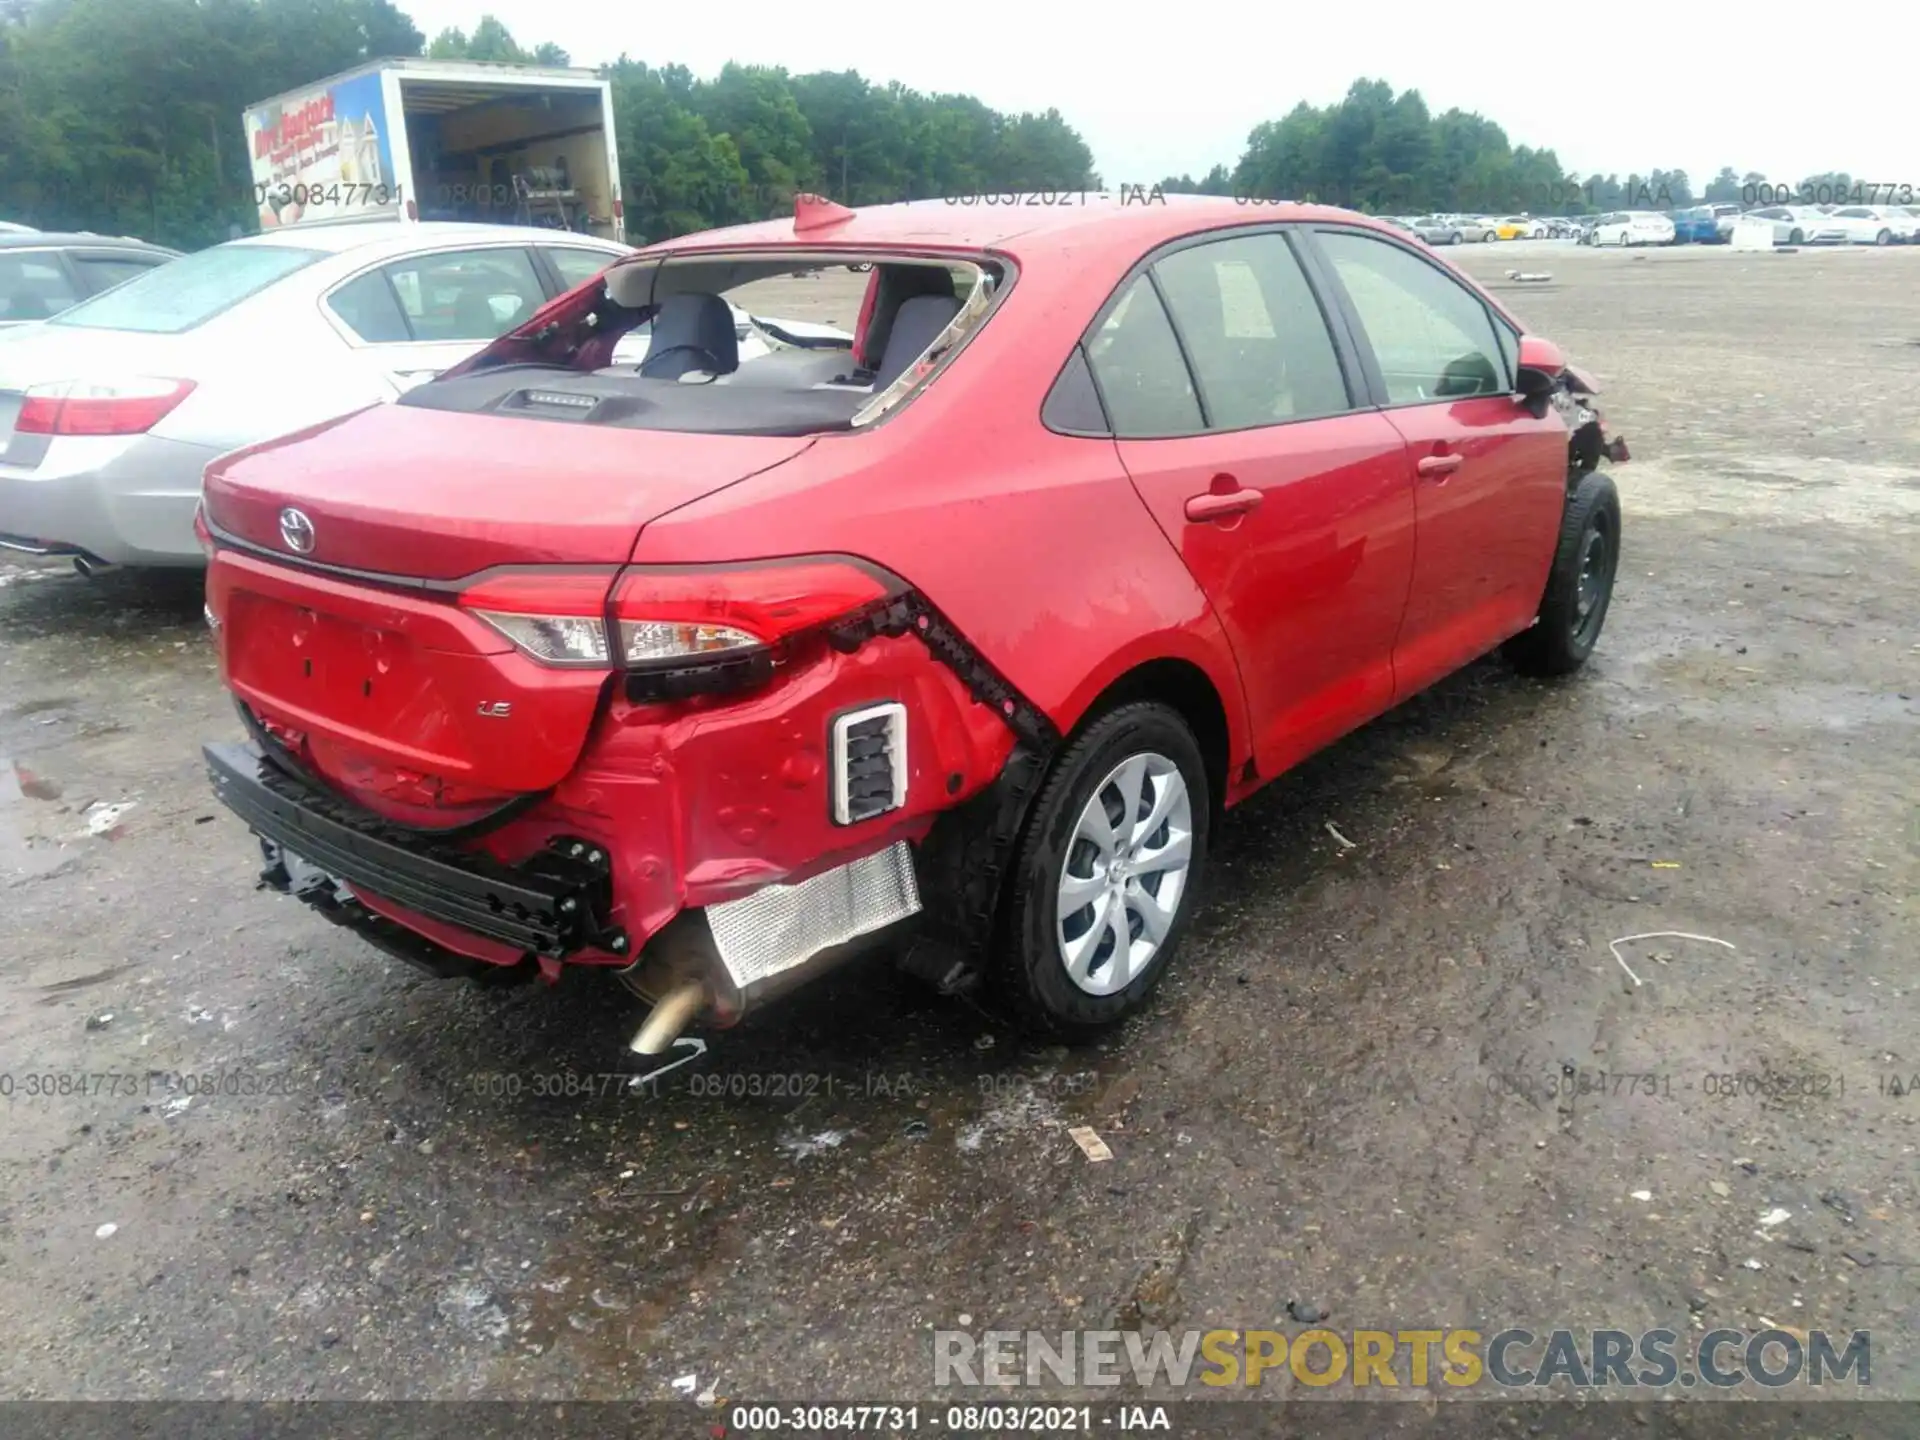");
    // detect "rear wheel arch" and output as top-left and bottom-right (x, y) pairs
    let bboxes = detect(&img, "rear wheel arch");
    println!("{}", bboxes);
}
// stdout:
(1061, 656), (1236, 821)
